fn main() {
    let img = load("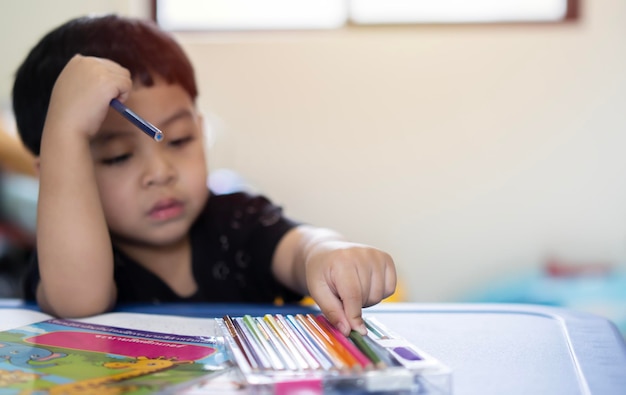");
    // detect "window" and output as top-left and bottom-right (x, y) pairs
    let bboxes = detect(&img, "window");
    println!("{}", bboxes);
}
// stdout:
(154, 0), (346, 31)
(153, 0), (578, 31)
(349, 0), (578, 24)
